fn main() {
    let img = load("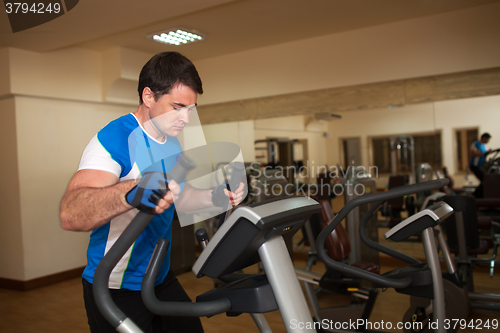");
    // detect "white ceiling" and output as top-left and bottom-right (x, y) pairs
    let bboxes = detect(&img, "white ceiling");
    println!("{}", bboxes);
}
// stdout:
(1, 0), (499, 61)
